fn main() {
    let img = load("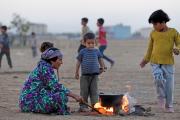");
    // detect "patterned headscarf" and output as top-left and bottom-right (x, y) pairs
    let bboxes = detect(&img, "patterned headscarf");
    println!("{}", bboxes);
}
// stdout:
(41, 47), (63, 60)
